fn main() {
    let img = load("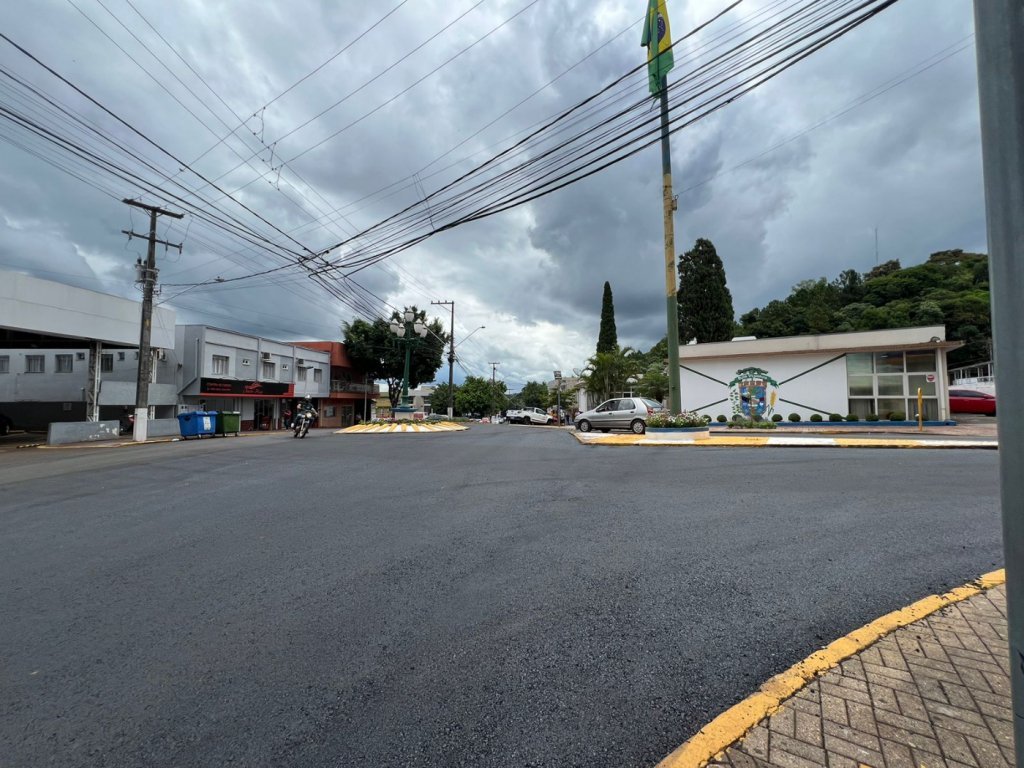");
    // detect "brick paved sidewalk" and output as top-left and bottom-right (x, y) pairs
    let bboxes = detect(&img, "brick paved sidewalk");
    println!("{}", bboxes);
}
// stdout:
(709, 586), (1012, 768)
